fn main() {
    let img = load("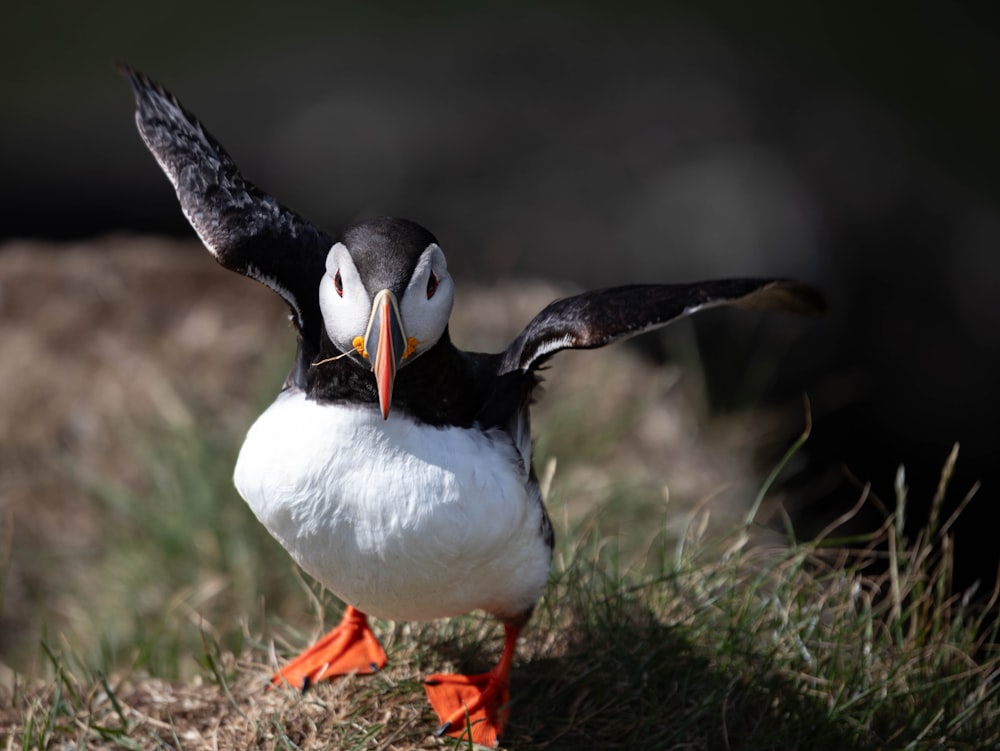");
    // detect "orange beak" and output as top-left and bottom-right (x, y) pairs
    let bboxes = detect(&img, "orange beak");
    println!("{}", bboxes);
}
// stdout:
(363, 289), (406, 420)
